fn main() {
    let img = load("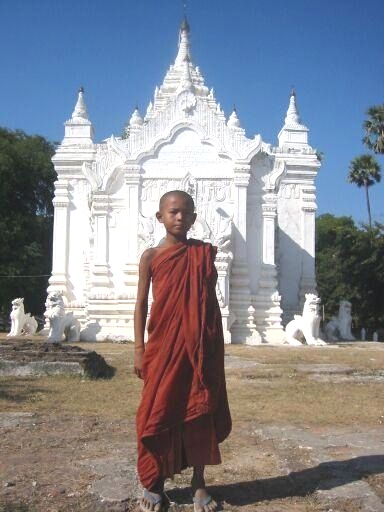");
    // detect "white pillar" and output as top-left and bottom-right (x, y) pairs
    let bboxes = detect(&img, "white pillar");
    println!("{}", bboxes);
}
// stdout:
(230, 164), (259, 343)
(47, 179), (70, 298)
(299, 185), (317, 305)
(123, 164), (142, 297)
(233, 165), (249, 258)
(262, 197), (276, 265)
(215, 252), (233, 344)
(253, 190), (284, 344)
(89, 192), (112, 295)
